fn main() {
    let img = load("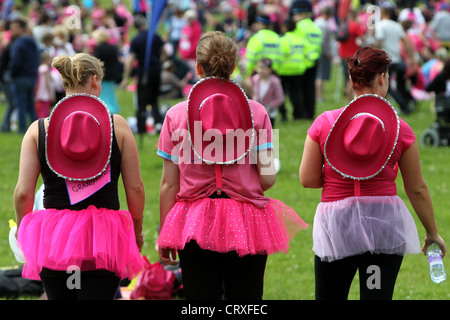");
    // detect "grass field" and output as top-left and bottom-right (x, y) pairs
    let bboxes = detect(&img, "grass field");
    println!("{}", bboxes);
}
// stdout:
(0, 63), (448, 300)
